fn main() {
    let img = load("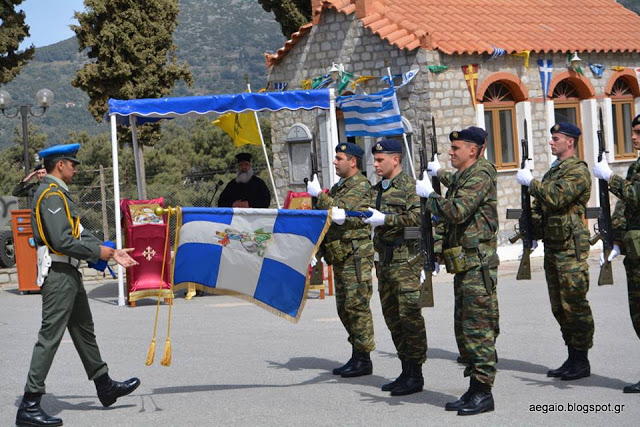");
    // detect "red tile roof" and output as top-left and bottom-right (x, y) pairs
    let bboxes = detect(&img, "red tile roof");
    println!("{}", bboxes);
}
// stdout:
(266, 0), (640, 67)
